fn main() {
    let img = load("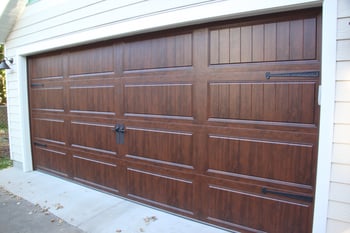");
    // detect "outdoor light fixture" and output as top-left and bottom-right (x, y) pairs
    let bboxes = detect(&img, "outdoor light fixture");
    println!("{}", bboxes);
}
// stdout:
(0, 57), (14, 70)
